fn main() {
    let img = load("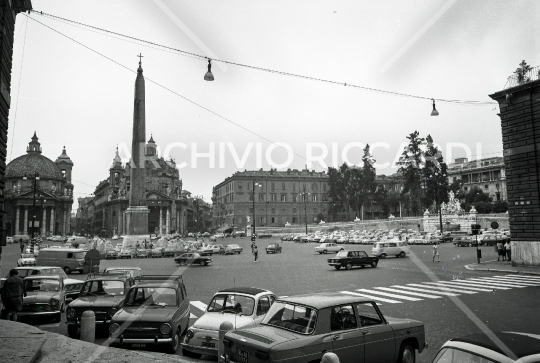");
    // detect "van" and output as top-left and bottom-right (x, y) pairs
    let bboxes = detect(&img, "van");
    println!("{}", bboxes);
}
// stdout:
(36, 248), (96, 274)
(372, 241), (410, 258)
